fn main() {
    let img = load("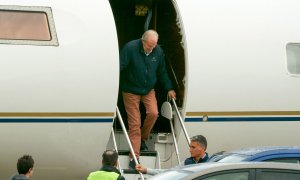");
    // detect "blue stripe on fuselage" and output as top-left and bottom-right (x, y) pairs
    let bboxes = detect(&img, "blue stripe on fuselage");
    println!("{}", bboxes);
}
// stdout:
(185, 117), (300, 122)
